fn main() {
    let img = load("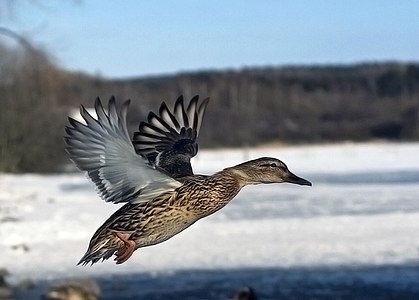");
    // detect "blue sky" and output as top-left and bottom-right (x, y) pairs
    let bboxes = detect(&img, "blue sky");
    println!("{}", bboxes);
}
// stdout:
(2, 0), (419, 78)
